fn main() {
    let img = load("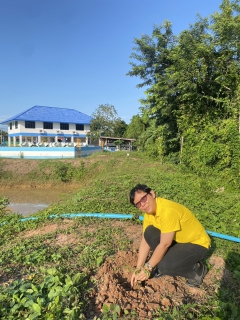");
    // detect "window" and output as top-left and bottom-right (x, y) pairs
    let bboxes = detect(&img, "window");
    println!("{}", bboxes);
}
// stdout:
(15, 121), (18, 129)
(43, 122), (53, 129)
(9, 122), (12, 130)
(60, 123), (69, 130)
(25, 121), (35, 129)
(76, 124), (84, 131)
